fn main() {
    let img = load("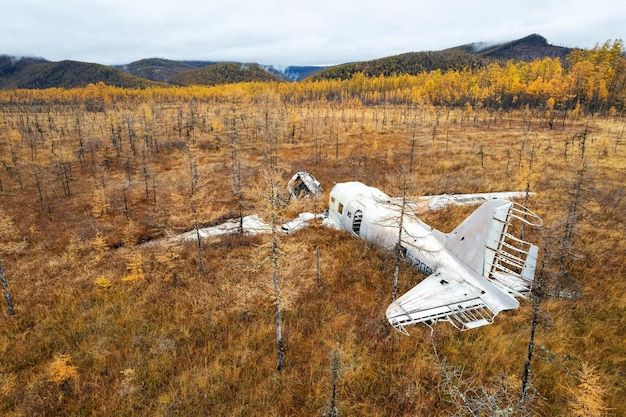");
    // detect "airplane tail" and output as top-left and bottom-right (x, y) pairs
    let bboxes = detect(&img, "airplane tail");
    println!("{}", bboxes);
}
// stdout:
(445, 199), (542, 298)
